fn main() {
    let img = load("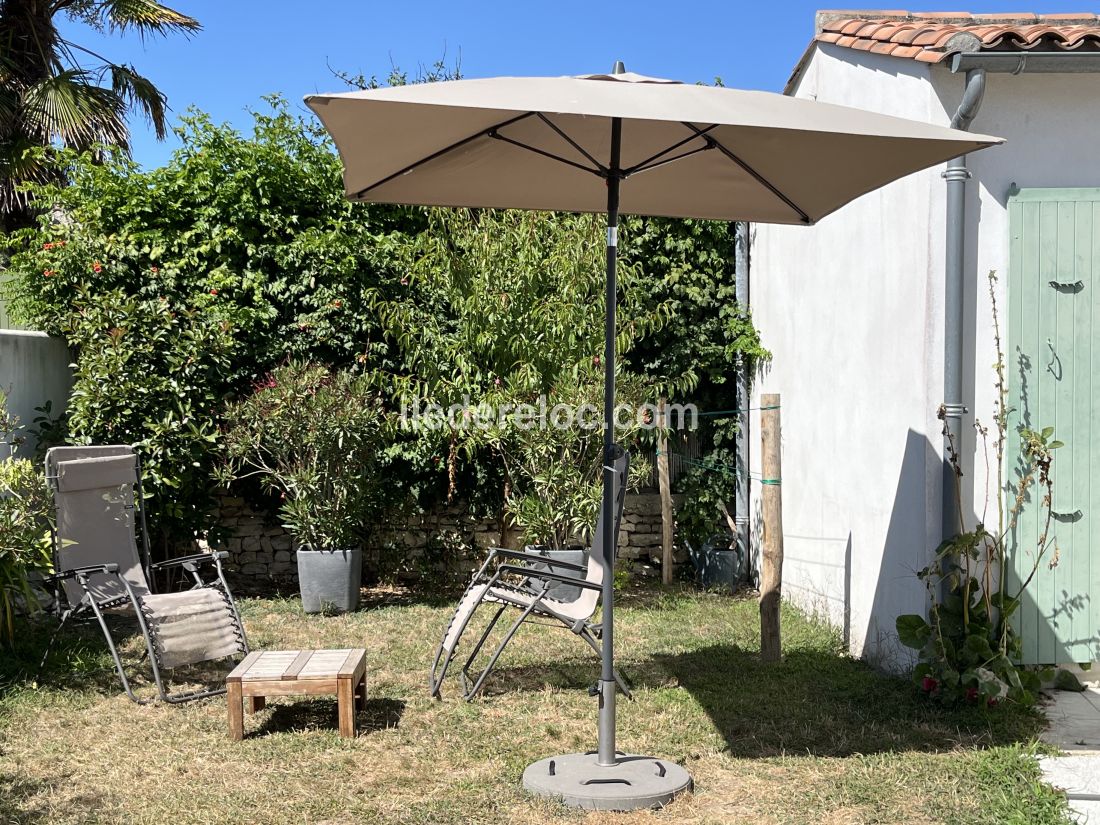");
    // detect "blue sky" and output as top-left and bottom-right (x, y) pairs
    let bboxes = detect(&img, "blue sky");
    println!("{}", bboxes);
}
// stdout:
(61, 1), (1085, 168)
